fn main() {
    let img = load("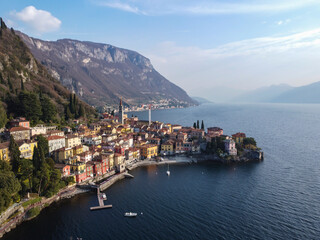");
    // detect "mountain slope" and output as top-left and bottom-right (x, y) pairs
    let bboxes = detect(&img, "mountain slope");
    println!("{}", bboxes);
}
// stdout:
(17, 32), (195, 107)
(233, 84), (294, 103)
(271, 81), (320, 103)
(0, 19), (95, 122)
